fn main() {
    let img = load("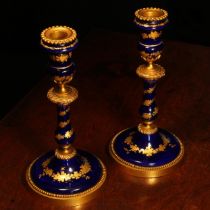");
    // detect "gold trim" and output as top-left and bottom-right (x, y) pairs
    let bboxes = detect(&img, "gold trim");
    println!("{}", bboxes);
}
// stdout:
(55, 130), (74, 140)
(41, 26), (77, 45)
(123, 133), (169, 157)
(59, 107), (70, 116)
(54, 76), (73, 85)
(143, 99), (154, 106)
(39, 157), (91, 182)
(26, 155), (107, 201)
(59, 120), (70, 128)
(50, 63), (73, 70)
(47, 86), (78, 105)
(41, 39), (78, 51)
(136, 64), (165, 80)
(140, 51), (161, 63)
(139, 41), (163, 47)
(135, 8), (168, 22)
(109, 128), (184, 177)
(138, 123), (158, 134)
(134, 19), (168, 28)
(144, 86), (156, 94)
(50, 52), (72, 63)
(142, 31), (162, 39)
(124, 134), (170, 157)
(55, 148), (77, 160)
(141, 51), (161, 57)
(142, 107), (158, 119)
